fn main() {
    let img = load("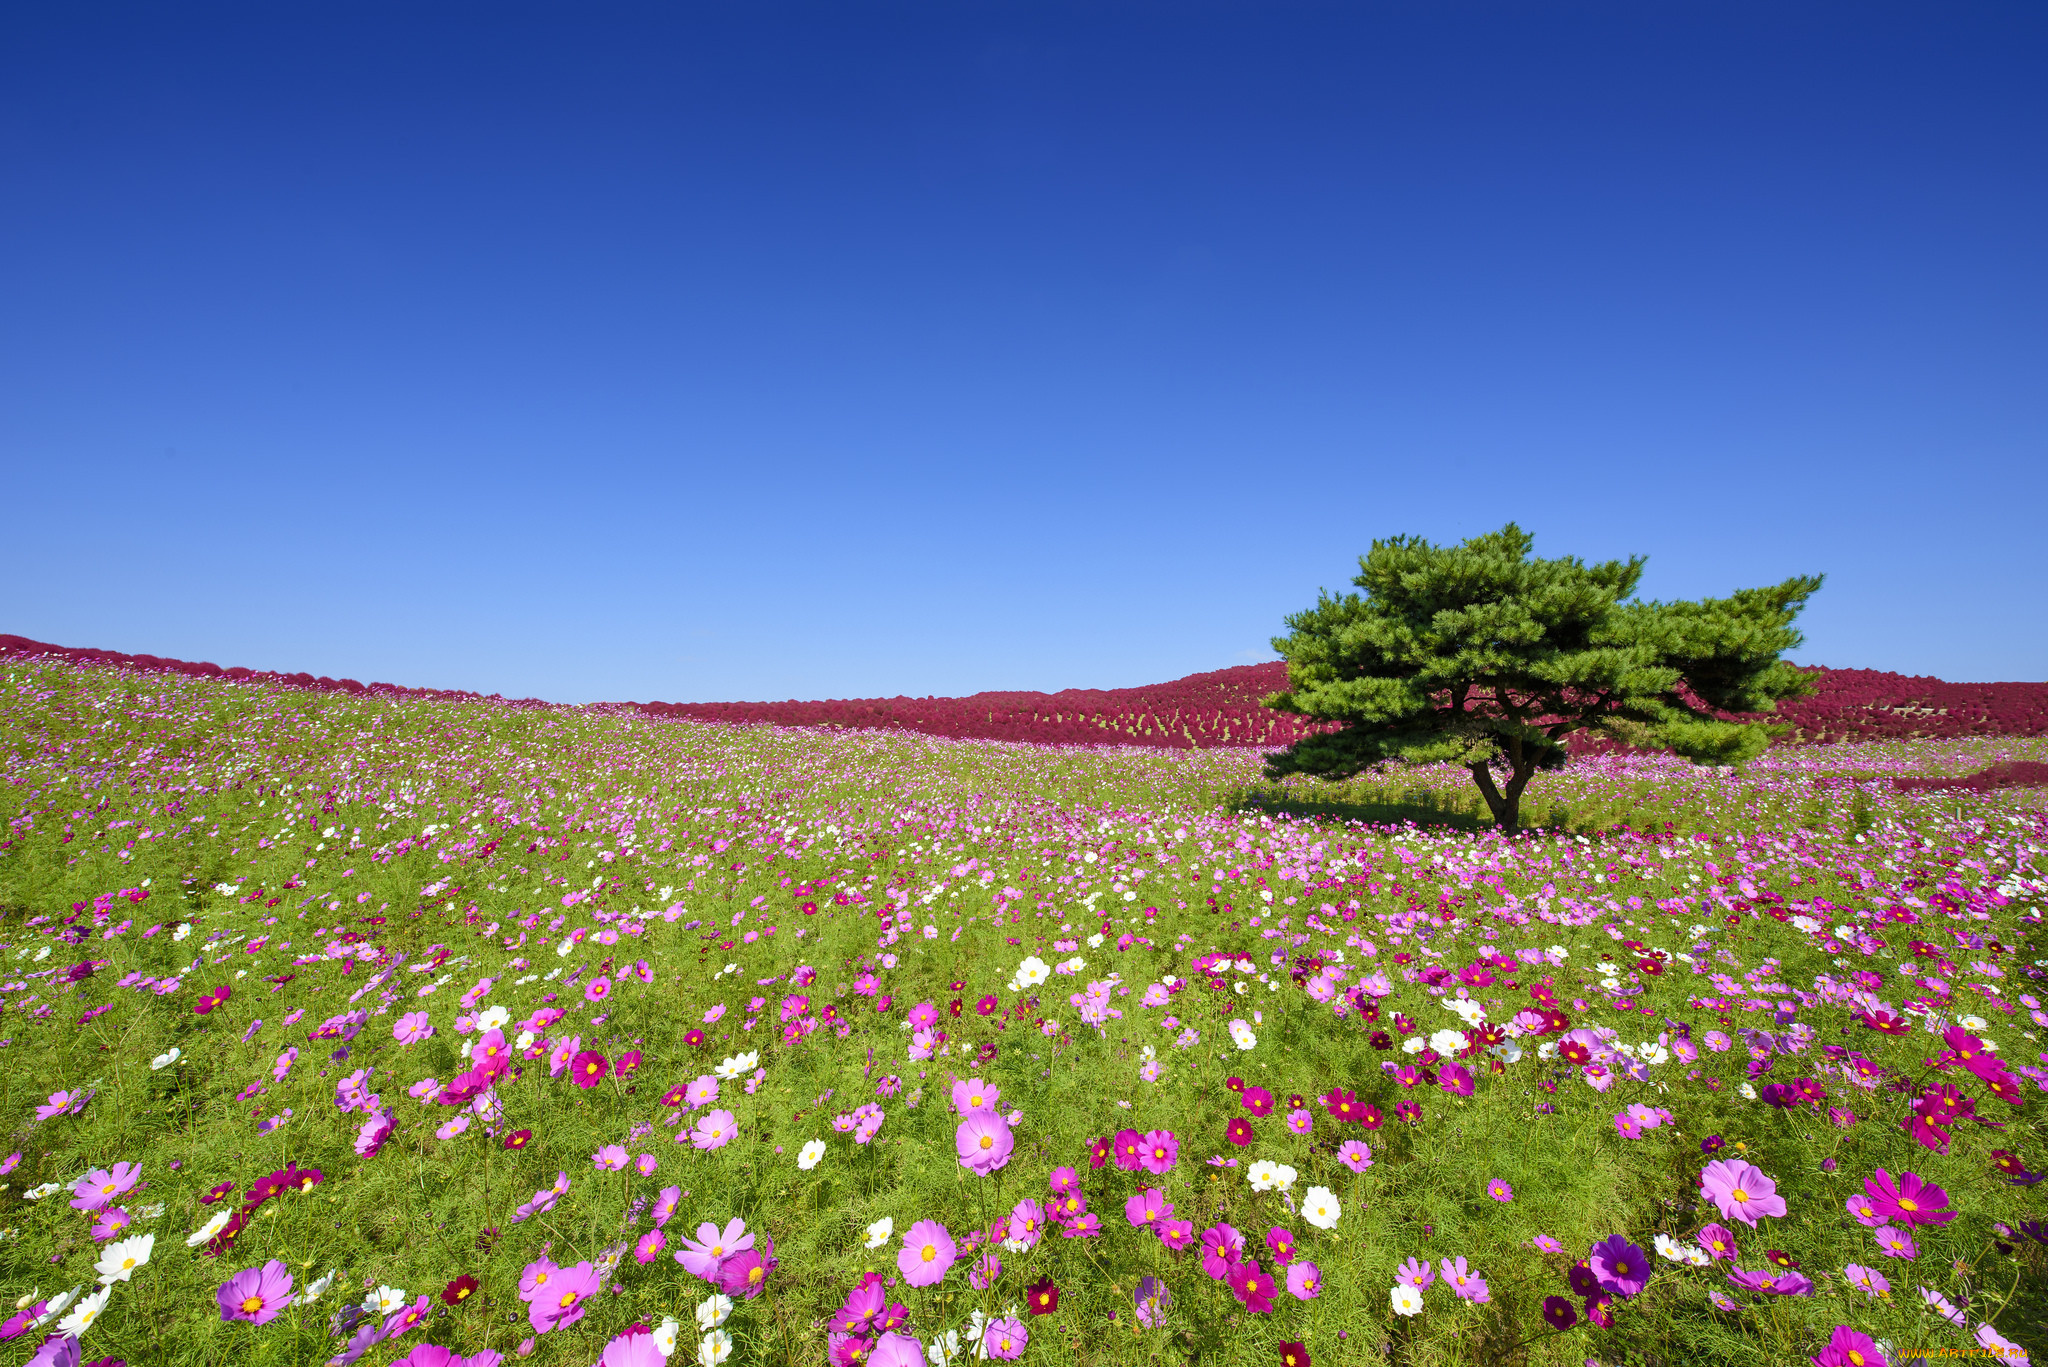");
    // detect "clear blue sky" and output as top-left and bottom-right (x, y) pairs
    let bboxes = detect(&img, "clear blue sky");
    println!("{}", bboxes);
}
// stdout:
(4, 3), (2043, 702)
